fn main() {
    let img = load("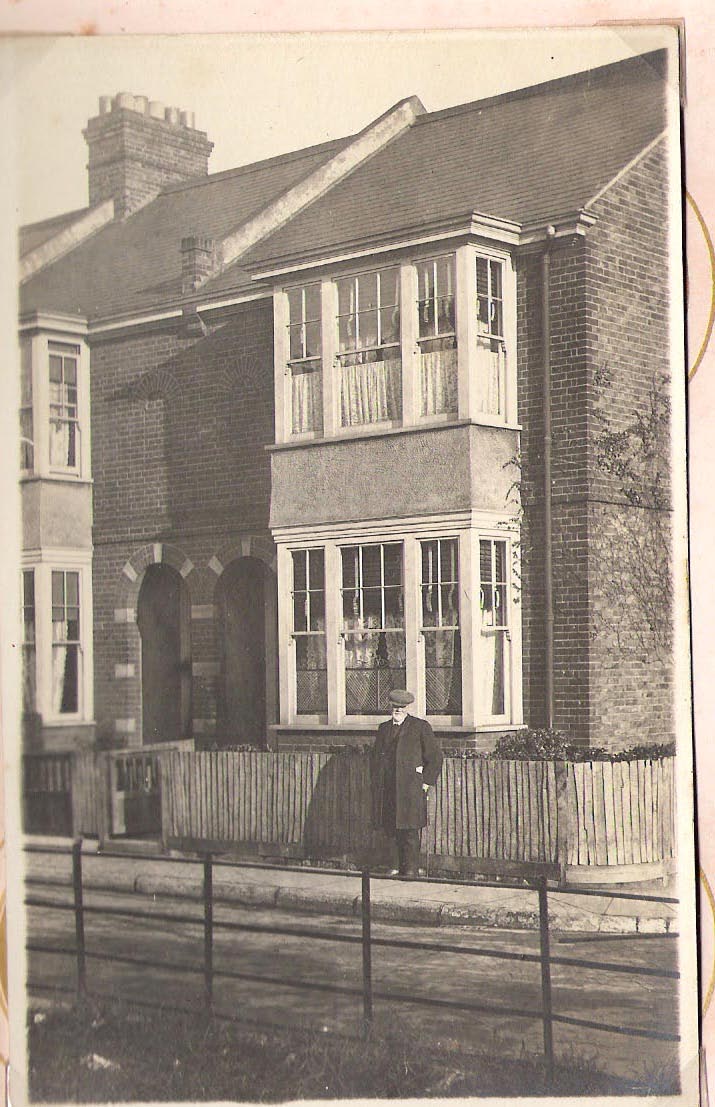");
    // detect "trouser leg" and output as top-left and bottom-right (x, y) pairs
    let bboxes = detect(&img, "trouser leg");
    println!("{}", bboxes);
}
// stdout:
(396, 829), (420, 875)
